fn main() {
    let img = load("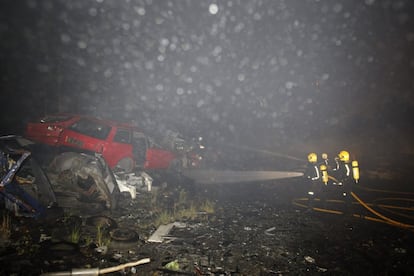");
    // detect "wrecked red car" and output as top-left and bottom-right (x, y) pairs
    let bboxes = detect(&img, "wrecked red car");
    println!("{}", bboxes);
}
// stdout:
(25, 114), (80, 146)
(25, 114), (178, 172)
